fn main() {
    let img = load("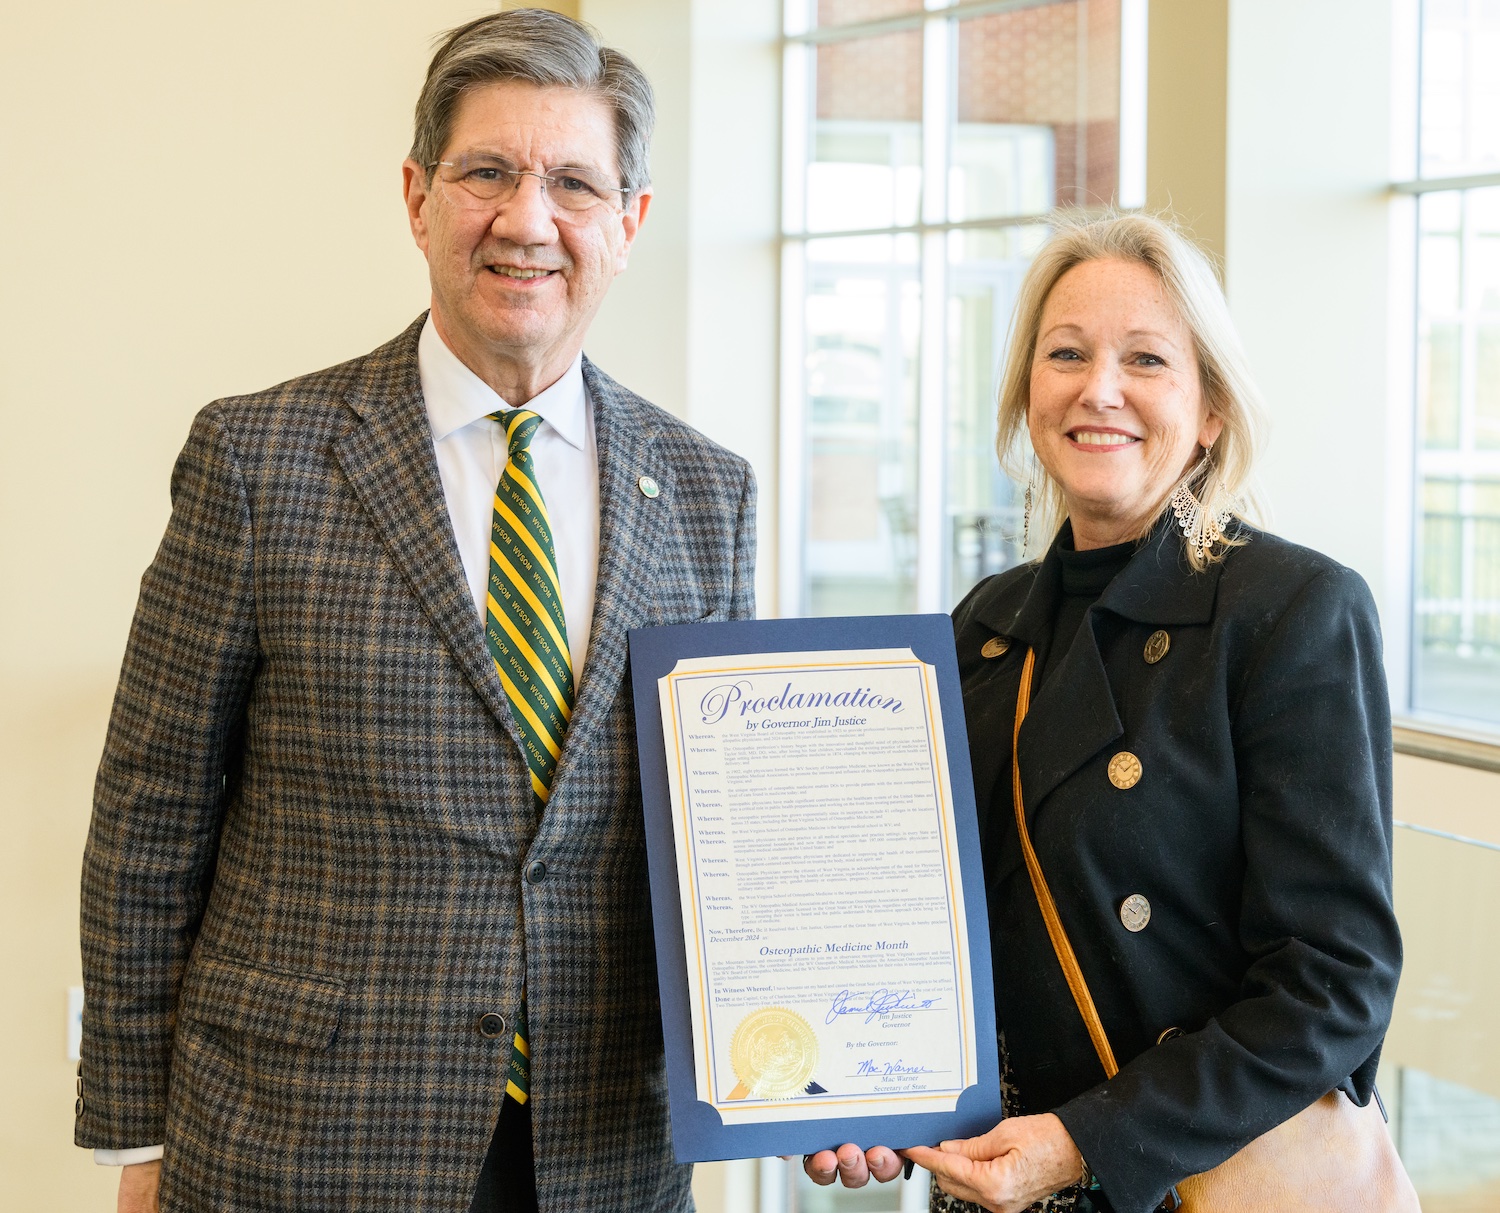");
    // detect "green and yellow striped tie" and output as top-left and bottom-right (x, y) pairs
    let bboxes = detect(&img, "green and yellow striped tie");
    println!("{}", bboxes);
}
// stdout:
(485, 407), (574, 1105)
